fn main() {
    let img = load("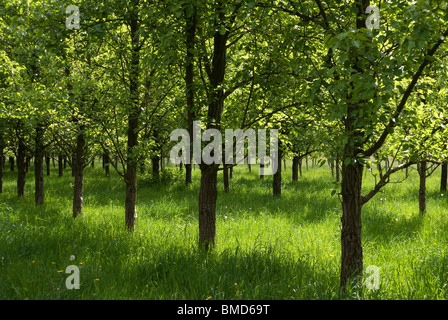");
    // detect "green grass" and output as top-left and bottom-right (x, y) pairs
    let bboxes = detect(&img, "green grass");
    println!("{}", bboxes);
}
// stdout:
(1, 161), (448, 300)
